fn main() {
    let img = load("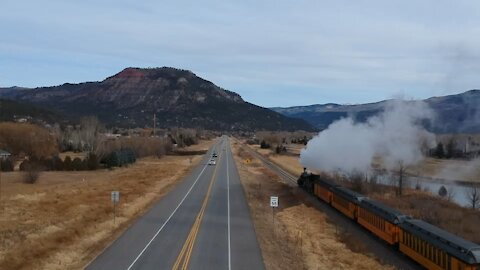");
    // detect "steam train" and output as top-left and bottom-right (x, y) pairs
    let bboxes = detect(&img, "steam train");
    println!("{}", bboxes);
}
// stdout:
(298, 170), (480, 270)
